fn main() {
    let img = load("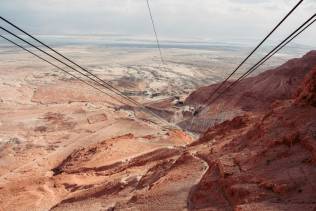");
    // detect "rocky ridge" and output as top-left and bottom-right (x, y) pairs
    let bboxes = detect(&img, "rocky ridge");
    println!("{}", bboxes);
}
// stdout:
(0, 51), (315, 210)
